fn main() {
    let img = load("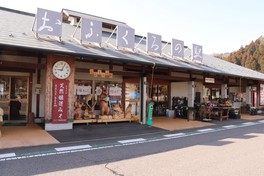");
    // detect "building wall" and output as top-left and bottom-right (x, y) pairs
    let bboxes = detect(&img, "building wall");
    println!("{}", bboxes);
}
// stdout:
(31, 61), (46, 118)
(171, 82), (205, 106)
(171, 82), (188, 106)
(0, 55), (37, 63)
(229, 87), (240, 94)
